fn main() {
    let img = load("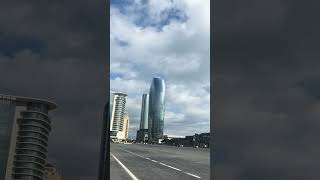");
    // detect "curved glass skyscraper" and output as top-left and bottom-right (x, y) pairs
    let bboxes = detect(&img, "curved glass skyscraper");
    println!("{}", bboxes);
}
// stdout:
(148, 77), (165, 143)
